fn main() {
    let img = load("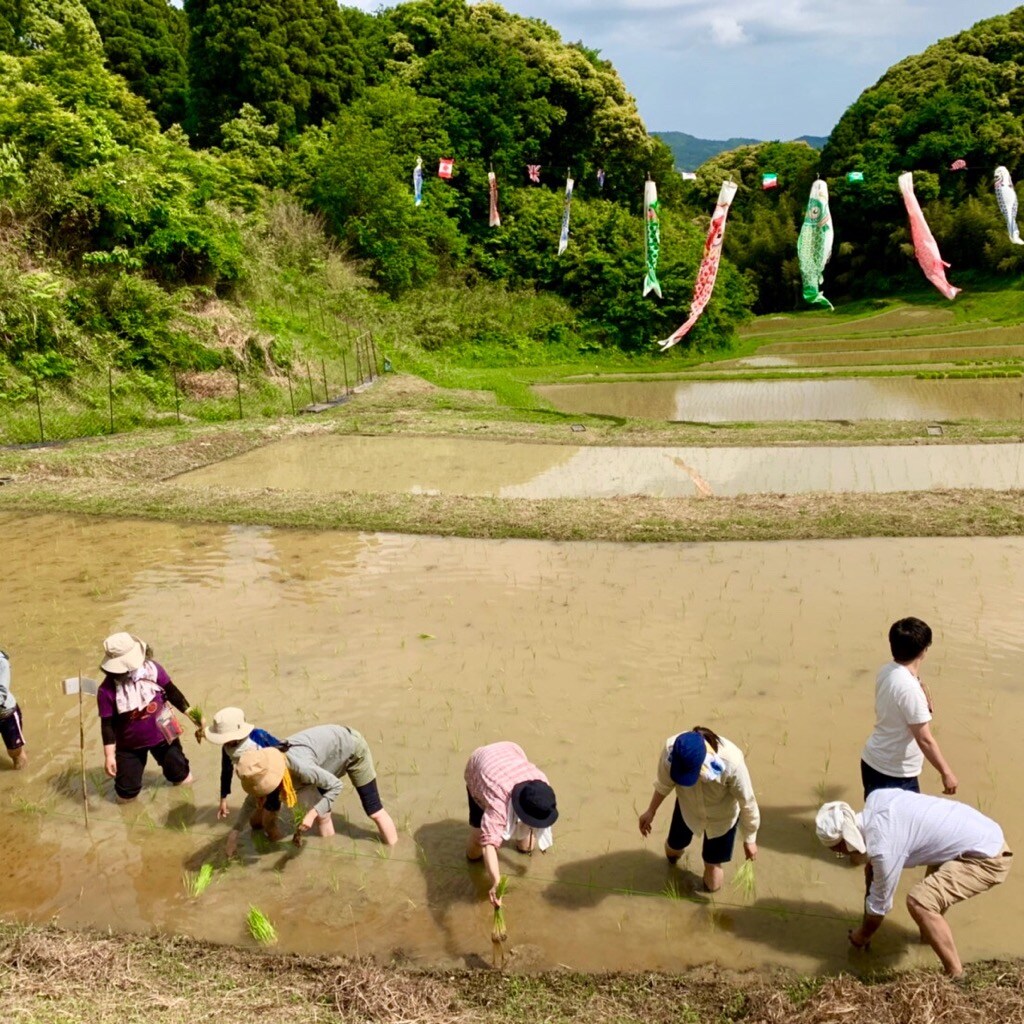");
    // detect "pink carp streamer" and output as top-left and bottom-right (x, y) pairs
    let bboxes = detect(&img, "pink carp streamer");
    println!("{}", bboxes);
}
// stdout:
(659, 180), (738, 351)
(898, 172), (960, 300)
(488, 171), (500, 227)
